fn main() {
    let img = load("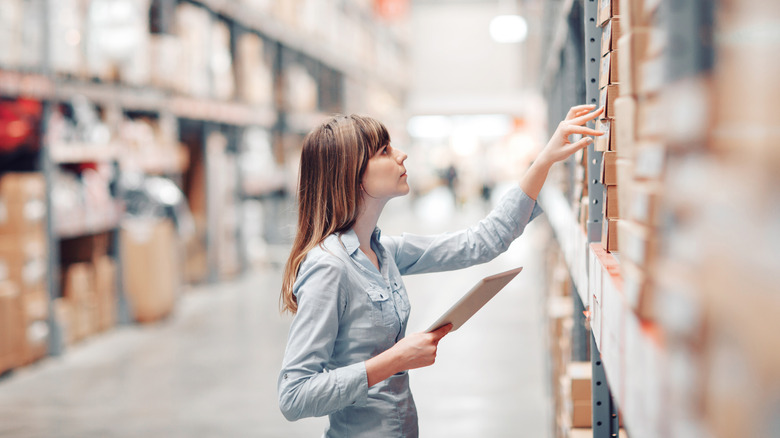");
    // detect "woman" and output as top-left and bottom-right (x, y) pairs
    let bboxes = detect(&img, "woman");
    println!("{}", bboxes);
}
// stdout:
(278, 105), (603, 437)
